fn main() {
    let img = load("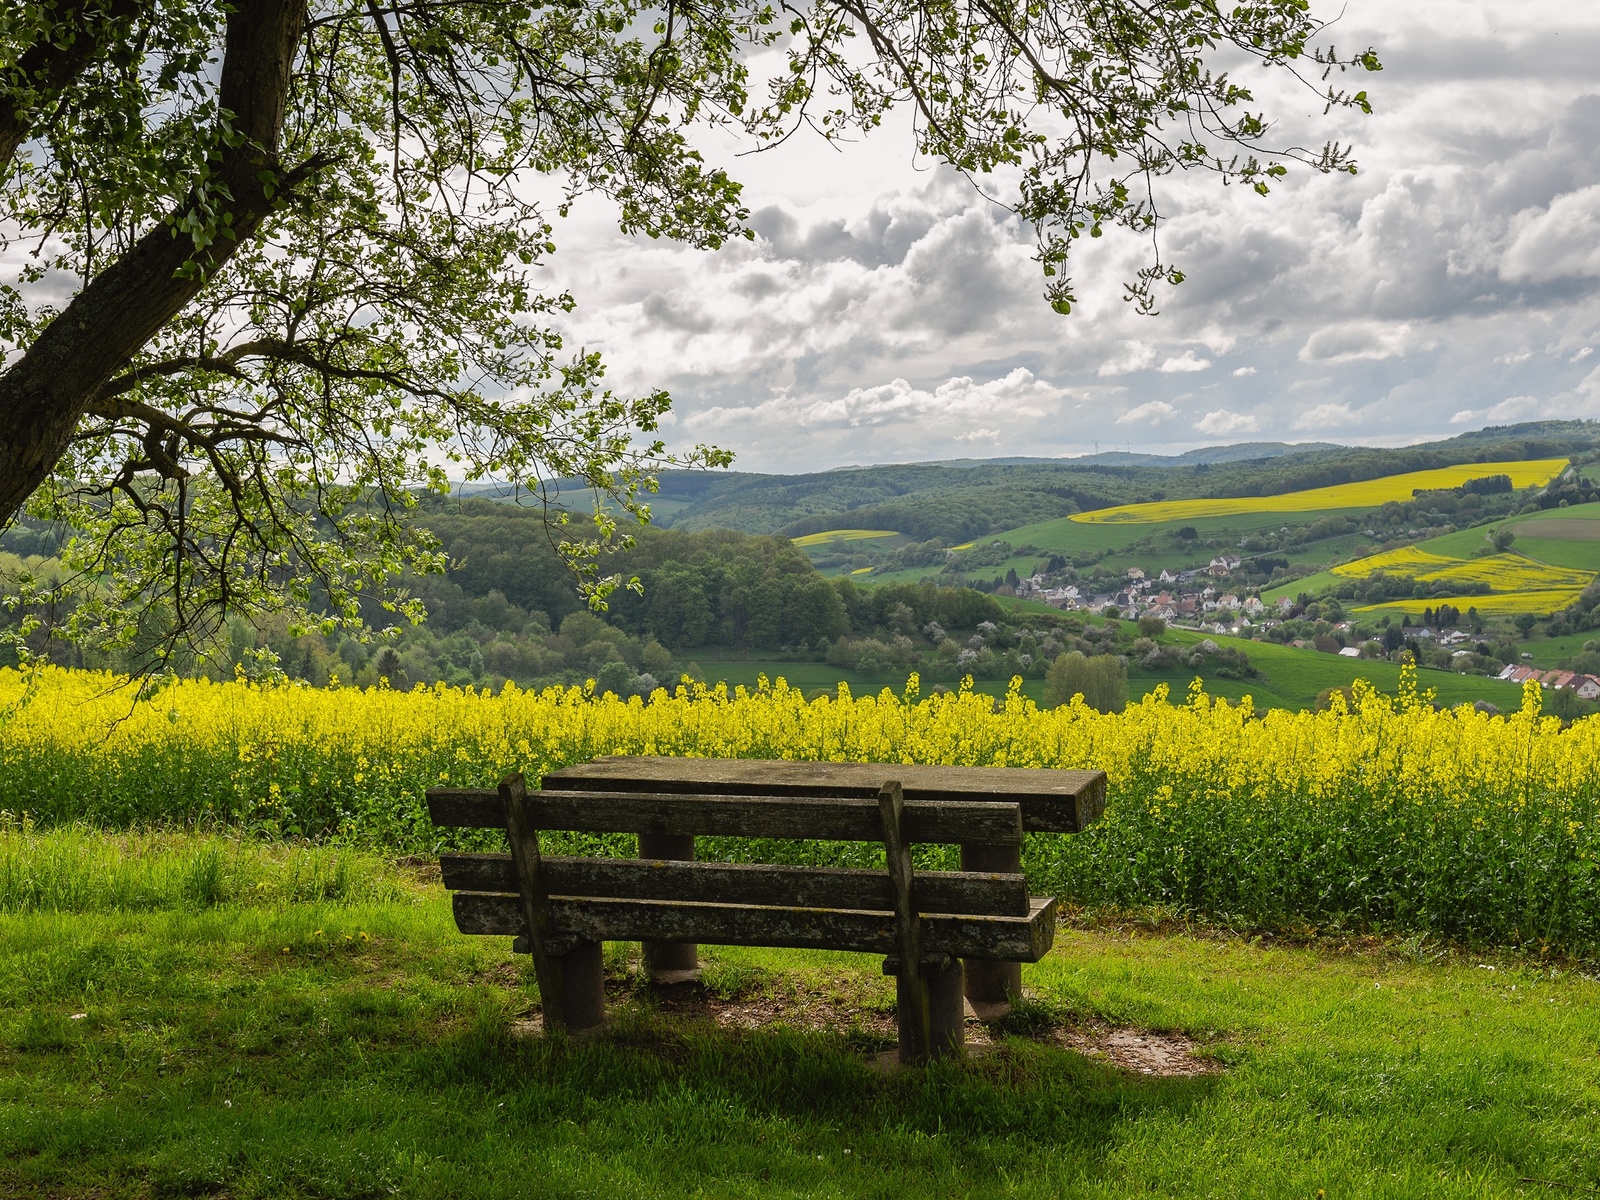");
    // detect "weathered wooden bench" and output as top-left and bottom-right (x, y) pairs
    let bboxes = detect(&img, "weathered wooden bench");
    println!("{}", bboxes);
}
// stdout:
(426, 757), (1105, 1063)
